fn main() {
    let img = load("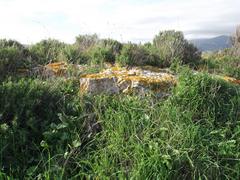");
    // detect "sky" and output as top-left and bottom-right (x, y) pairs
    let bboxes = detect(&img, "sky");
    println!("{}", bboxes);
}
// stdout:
(0, 0), (239, 44)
